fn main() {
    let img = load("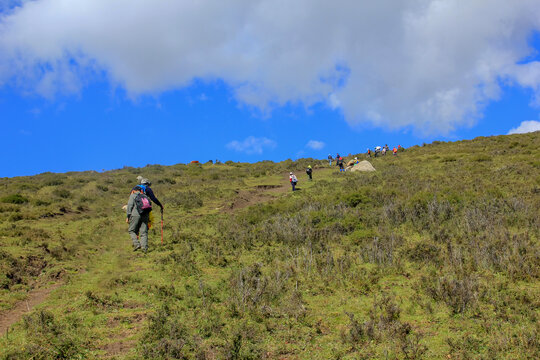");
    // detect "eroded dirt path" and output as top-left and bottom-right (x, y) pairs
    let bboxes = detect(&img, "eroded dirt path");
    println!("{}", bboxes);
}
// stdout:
(225, 183), (289, 212)
(0, 282), (62, 336)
